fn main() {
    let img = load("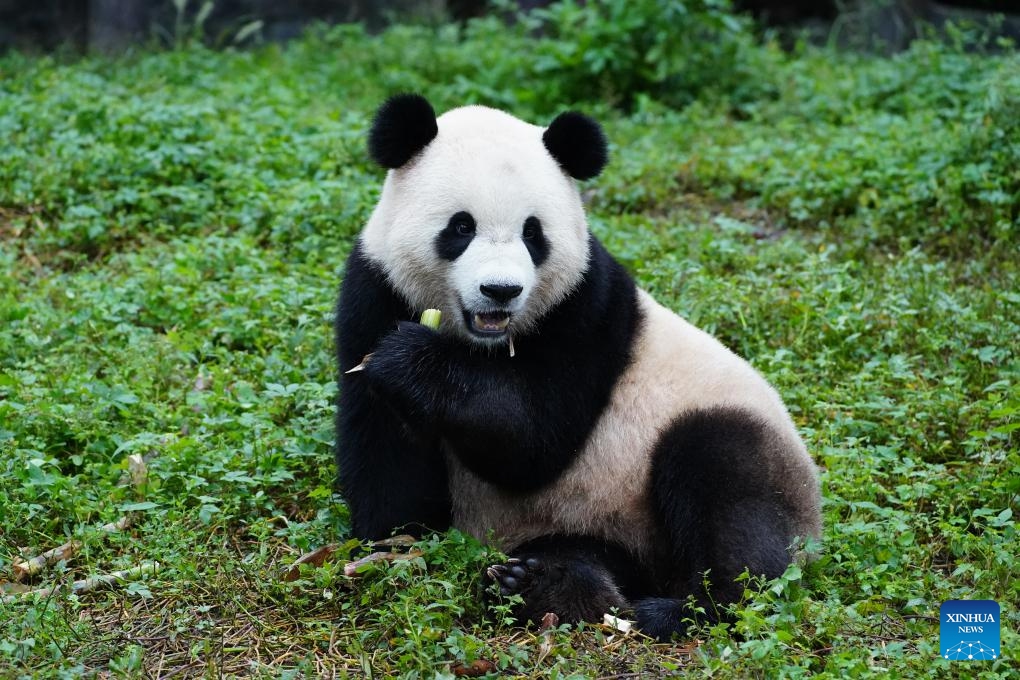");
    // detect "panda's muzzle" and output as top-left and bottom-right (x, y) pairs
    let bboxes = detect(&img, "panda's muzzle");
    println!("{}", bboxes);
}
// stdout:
(461, 283), (521, 336)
